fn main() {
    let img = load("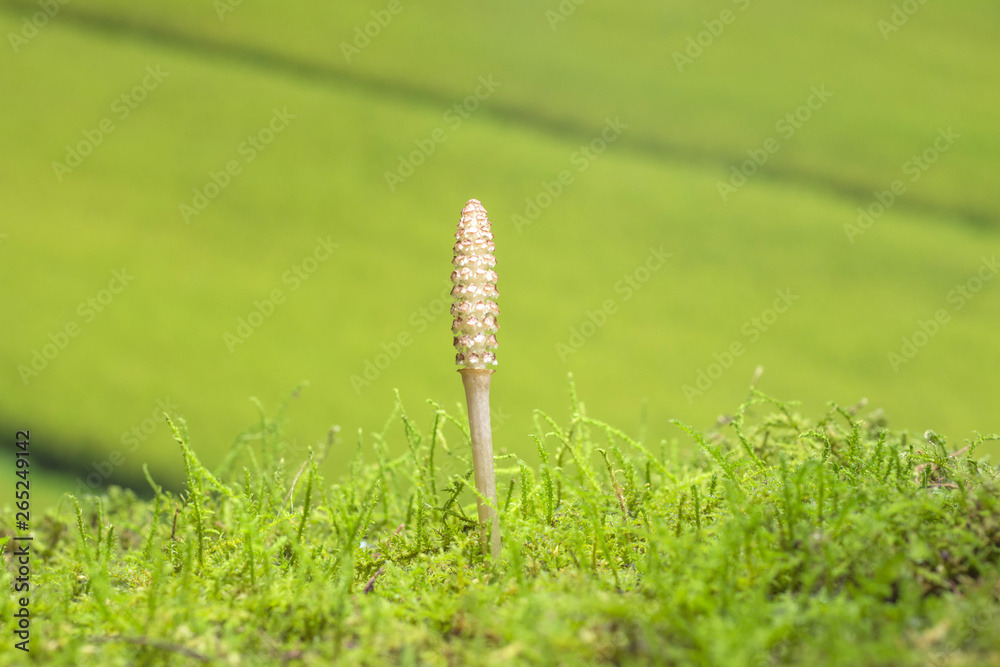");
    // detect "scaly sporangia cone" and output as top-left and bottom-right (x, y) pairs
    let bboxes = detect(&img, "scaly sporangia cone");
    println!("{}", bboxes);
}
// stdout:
(451, 199), (498, 370)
